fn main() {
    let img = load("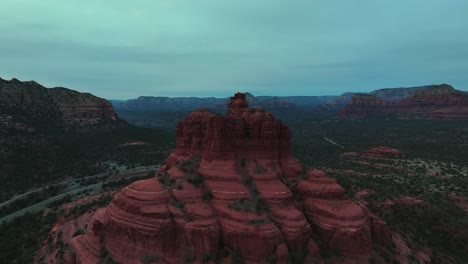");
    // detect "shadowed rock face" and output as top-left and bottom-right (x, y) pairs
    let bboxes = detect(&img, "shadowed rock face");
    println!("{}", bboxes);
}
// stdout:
(338, 84), (468, 119)
(71, 93), (391, 263)
(0, 77), (119, 127)
(49, 88), (117, 126)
